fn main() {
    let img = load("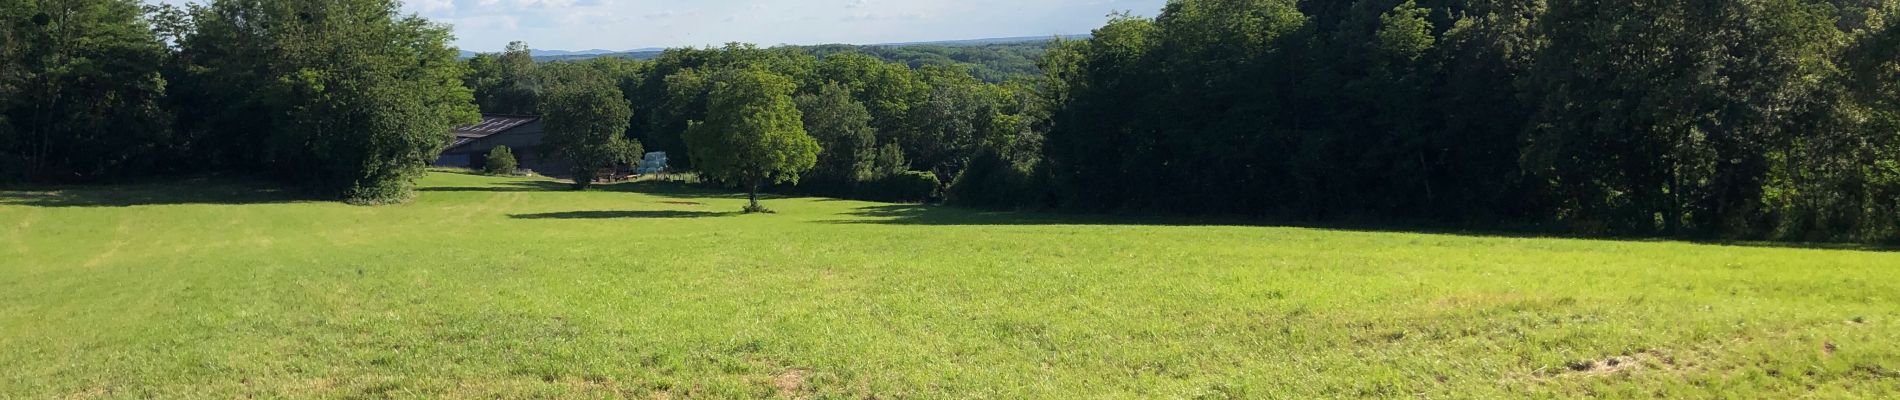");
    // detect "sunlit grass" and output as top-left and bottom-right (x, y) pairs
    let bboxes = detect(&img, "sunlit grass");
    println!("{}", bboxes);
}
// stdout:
(2, 172), (1895, 398)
